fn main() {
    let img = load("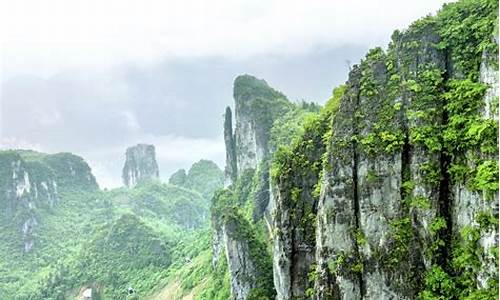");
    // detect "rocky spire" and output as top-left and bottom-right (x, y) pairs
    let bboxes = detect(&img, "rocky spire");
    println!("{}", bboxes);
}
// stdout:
(224, 106), (238, 186)
(122, 144), (159, 188)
